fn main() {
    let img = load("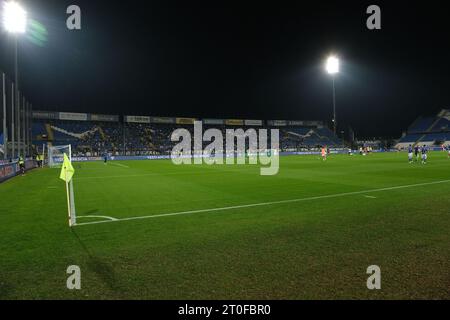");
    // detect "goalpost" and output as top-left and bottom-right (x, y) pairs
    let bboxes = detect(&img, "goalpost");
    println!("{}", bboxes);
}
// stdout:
(49, 144), (77, 226)
(48, 144), (72, 168)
